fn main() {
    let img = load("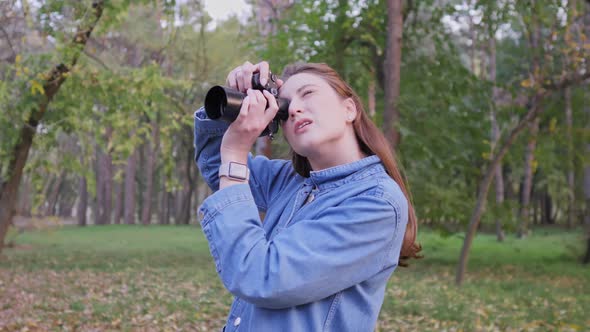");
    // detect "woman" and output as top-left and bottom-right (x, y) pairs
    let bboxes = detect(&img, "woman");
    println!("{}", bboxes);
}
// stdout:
(194, 61), (420, 332)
